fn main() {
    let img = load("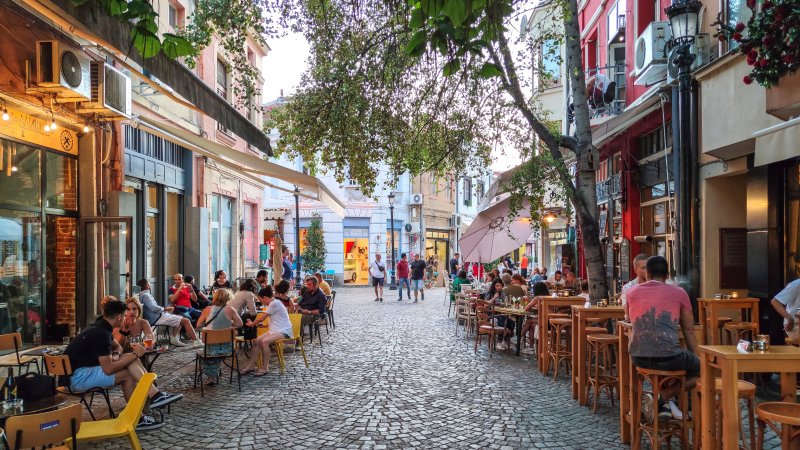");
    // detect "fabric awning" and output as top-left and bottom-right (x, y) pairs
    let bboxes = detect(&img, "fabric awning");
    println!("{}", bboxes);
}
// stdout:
(753, 118), (800, 167)
(133, 116), (346, 217)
